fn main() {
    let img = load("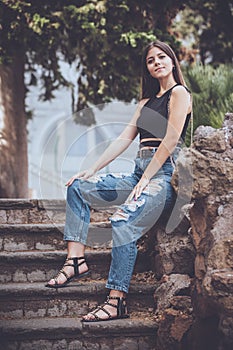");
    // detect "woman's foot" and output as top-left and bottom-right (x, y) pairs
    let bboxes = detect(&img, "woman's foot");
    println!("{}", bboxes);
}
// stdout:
(82, 292), (129, 322)
(45, 256), (89, 288)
